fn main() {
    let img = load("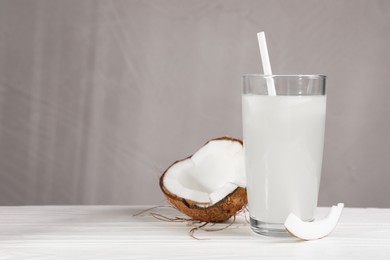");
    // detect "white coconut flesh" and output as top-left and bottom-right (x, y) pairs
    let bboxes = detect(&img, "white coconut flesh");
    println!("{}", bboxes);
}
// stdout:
(163, 139), (246, 206)
(284, 203), (344, 240)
